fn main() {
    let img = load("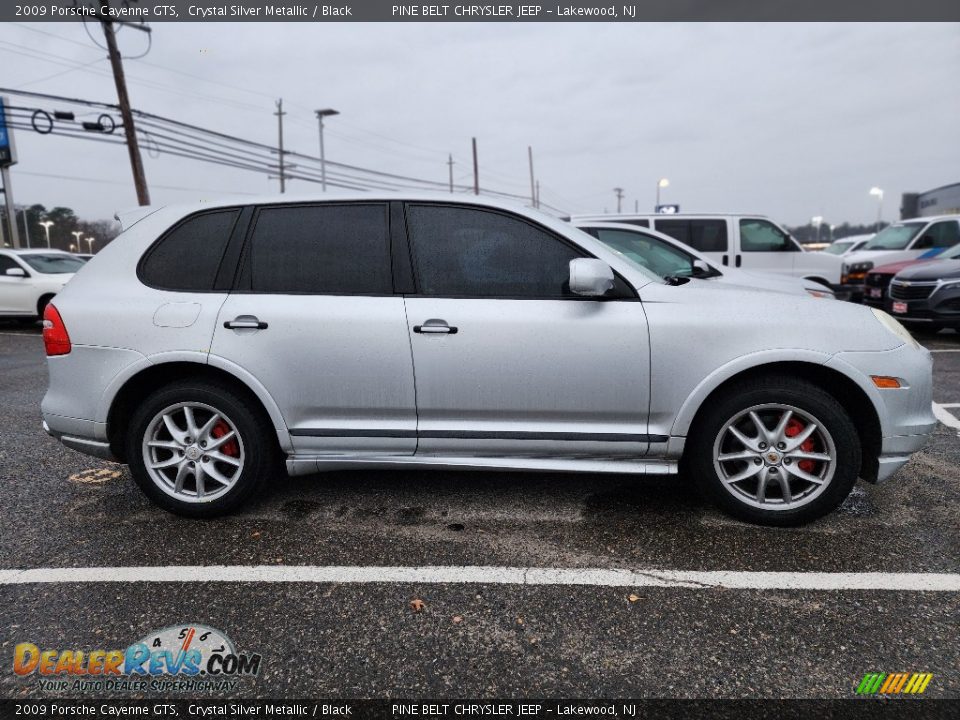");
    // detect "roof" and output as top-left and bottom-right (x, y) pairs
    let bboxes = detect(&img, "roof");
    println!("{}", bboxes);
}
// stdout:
(569, 212), (772, 219)
(115, 191), (540, 228)
(0, 248), (72, 255)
